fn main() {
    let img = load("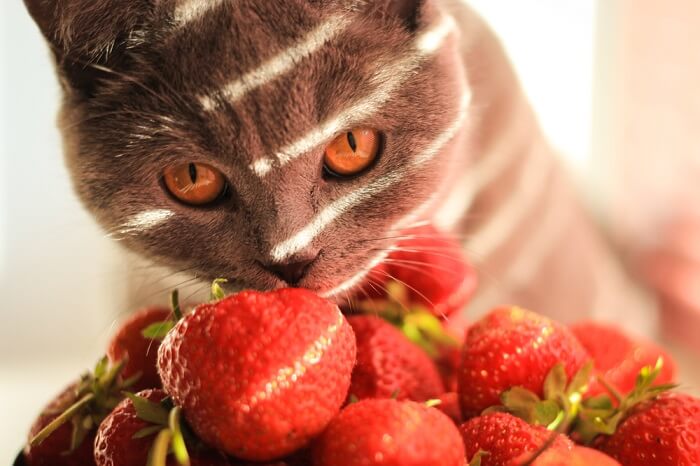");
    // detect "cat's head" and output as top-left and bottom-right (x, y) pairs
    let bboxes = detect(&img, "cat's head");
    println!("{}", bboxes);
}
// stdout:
(25, 0), (468, 299)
